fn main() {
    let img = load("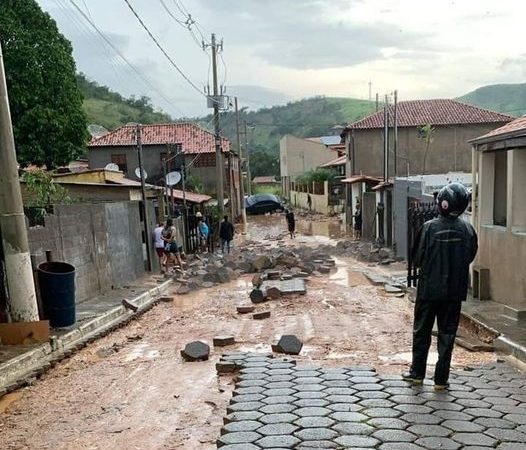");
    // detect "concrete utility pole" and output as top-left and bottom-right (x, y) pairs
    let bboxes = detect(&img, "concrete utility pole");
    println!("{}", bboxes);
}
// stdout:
(384, 94), (389, 182)
(393, 89), (398, 178)
(244, 120), (253, 196)
(0, 44), (39, 322)
(211, 33), (224, 217)
(234, 98), (247, 227)
(135, 124), (152, 272)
